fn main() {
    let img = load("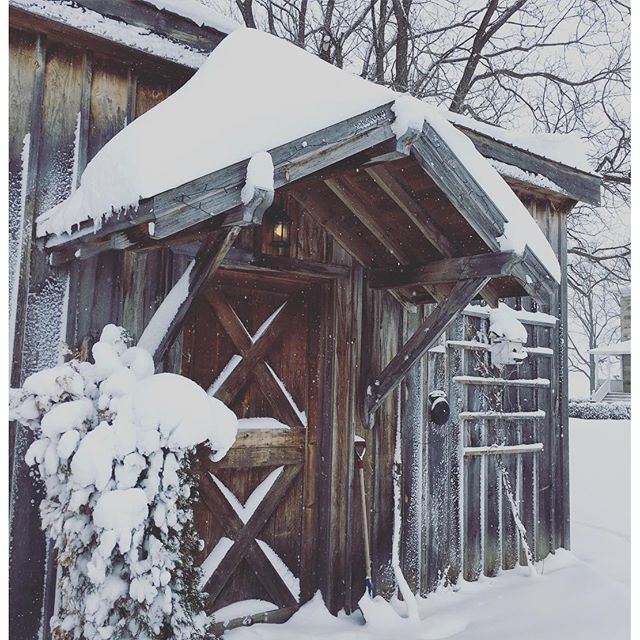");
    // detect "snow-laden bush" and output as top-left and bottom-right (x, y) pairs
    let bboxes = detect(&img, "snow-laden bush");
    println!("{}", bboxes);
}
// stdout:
(568, 401), (631, 420)
(10, 325), (238, 640)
